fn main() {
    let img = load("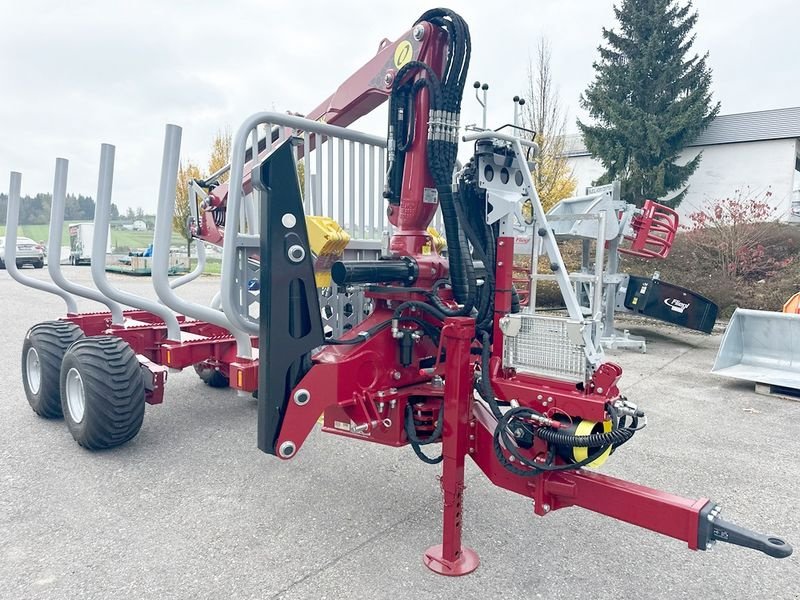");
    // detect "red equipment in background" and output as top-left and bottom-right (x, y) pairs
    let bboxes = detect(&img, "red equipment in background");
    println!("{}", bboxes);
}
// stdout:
(618, 198), (679, 259)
